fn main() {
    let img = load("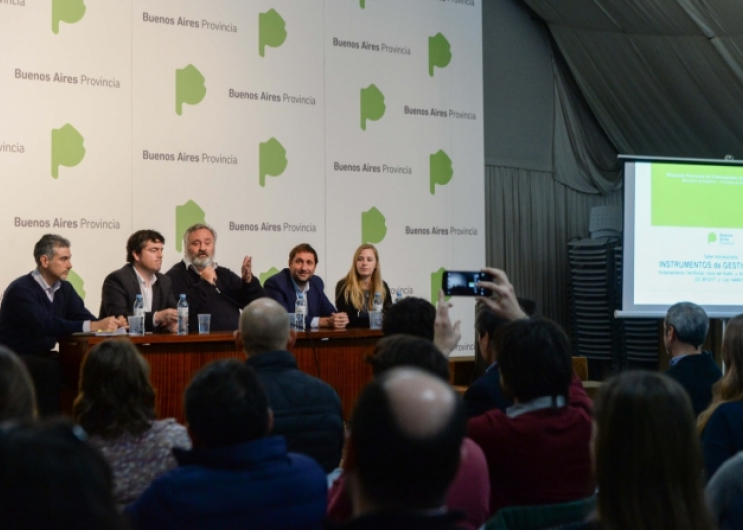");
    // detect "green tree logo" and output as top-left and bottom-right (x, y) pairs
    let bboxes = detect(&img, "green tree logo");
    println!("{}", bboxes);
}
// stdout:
(52, 0), (86, 34)
(708, 232), (718, 244)
(431, 268), (451, 304)
(361, 206), (387, 244)
(67, 269), (86, 299)
(175, 65), (207, 116)
(259, 9), (287, 57)
(259, 267), (280, 285)
(259, 138), (288, 187)
(360, 0), (366, 8)
(430, 149), (453, 194)
(428, 33), (452, 77)
(51, 124), (85, 179)
(175, 200), (206, 253)
(360, 84), (385, 131)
